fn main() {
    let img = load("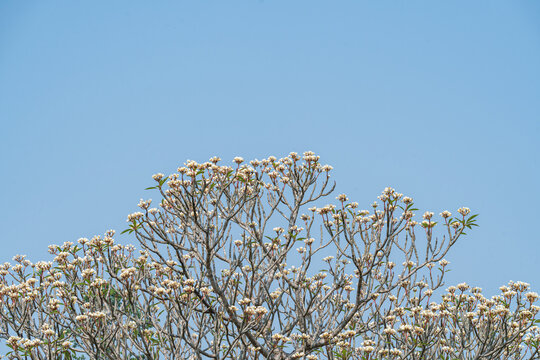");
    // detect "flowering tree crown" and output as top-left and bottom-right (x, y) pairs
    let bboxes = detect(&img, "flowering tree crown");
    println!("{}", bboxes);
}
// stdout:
(1, 152), (538, 360)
